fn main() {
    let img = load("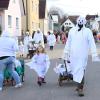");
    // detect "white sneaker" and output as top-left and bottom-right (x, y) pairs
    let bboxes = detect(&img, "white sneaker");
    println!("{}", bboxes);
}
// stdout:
(15, 83), (22, 88)
(0, 87), (2, 91)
